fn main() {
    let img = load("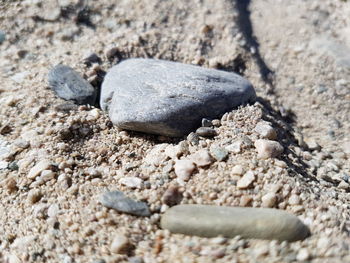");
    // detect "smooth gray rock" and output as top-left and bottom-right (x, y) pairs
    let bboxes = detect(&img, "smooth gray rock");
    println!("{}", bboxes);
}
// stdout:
(101, 59), (256, 137)
(48, 65), (97, 105)
(100, 190), (150, 217)
(161, 205), (310, 242)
